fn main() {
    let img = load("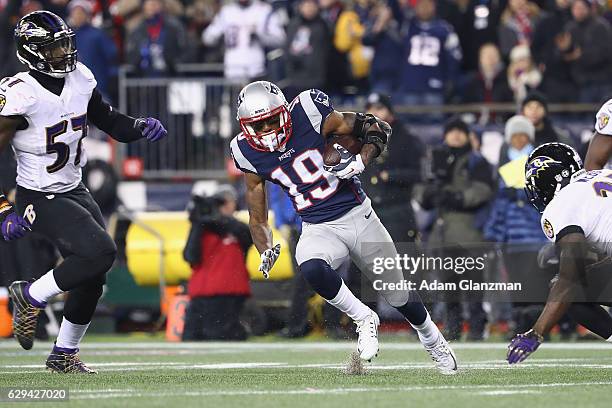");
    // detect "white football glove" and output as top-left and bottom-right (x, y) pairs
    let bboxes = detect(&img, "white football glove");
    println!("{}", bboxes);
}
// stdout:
(323, 144), (365, 179)
(259, 243), (281, 279)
